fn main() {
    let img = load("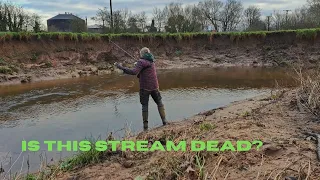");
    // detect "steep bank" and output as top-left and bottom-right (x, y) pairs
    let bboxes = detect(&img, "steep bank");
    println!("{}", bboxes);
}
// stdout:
(50, 89), (320, 180)
(1, 30), (320, 85)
